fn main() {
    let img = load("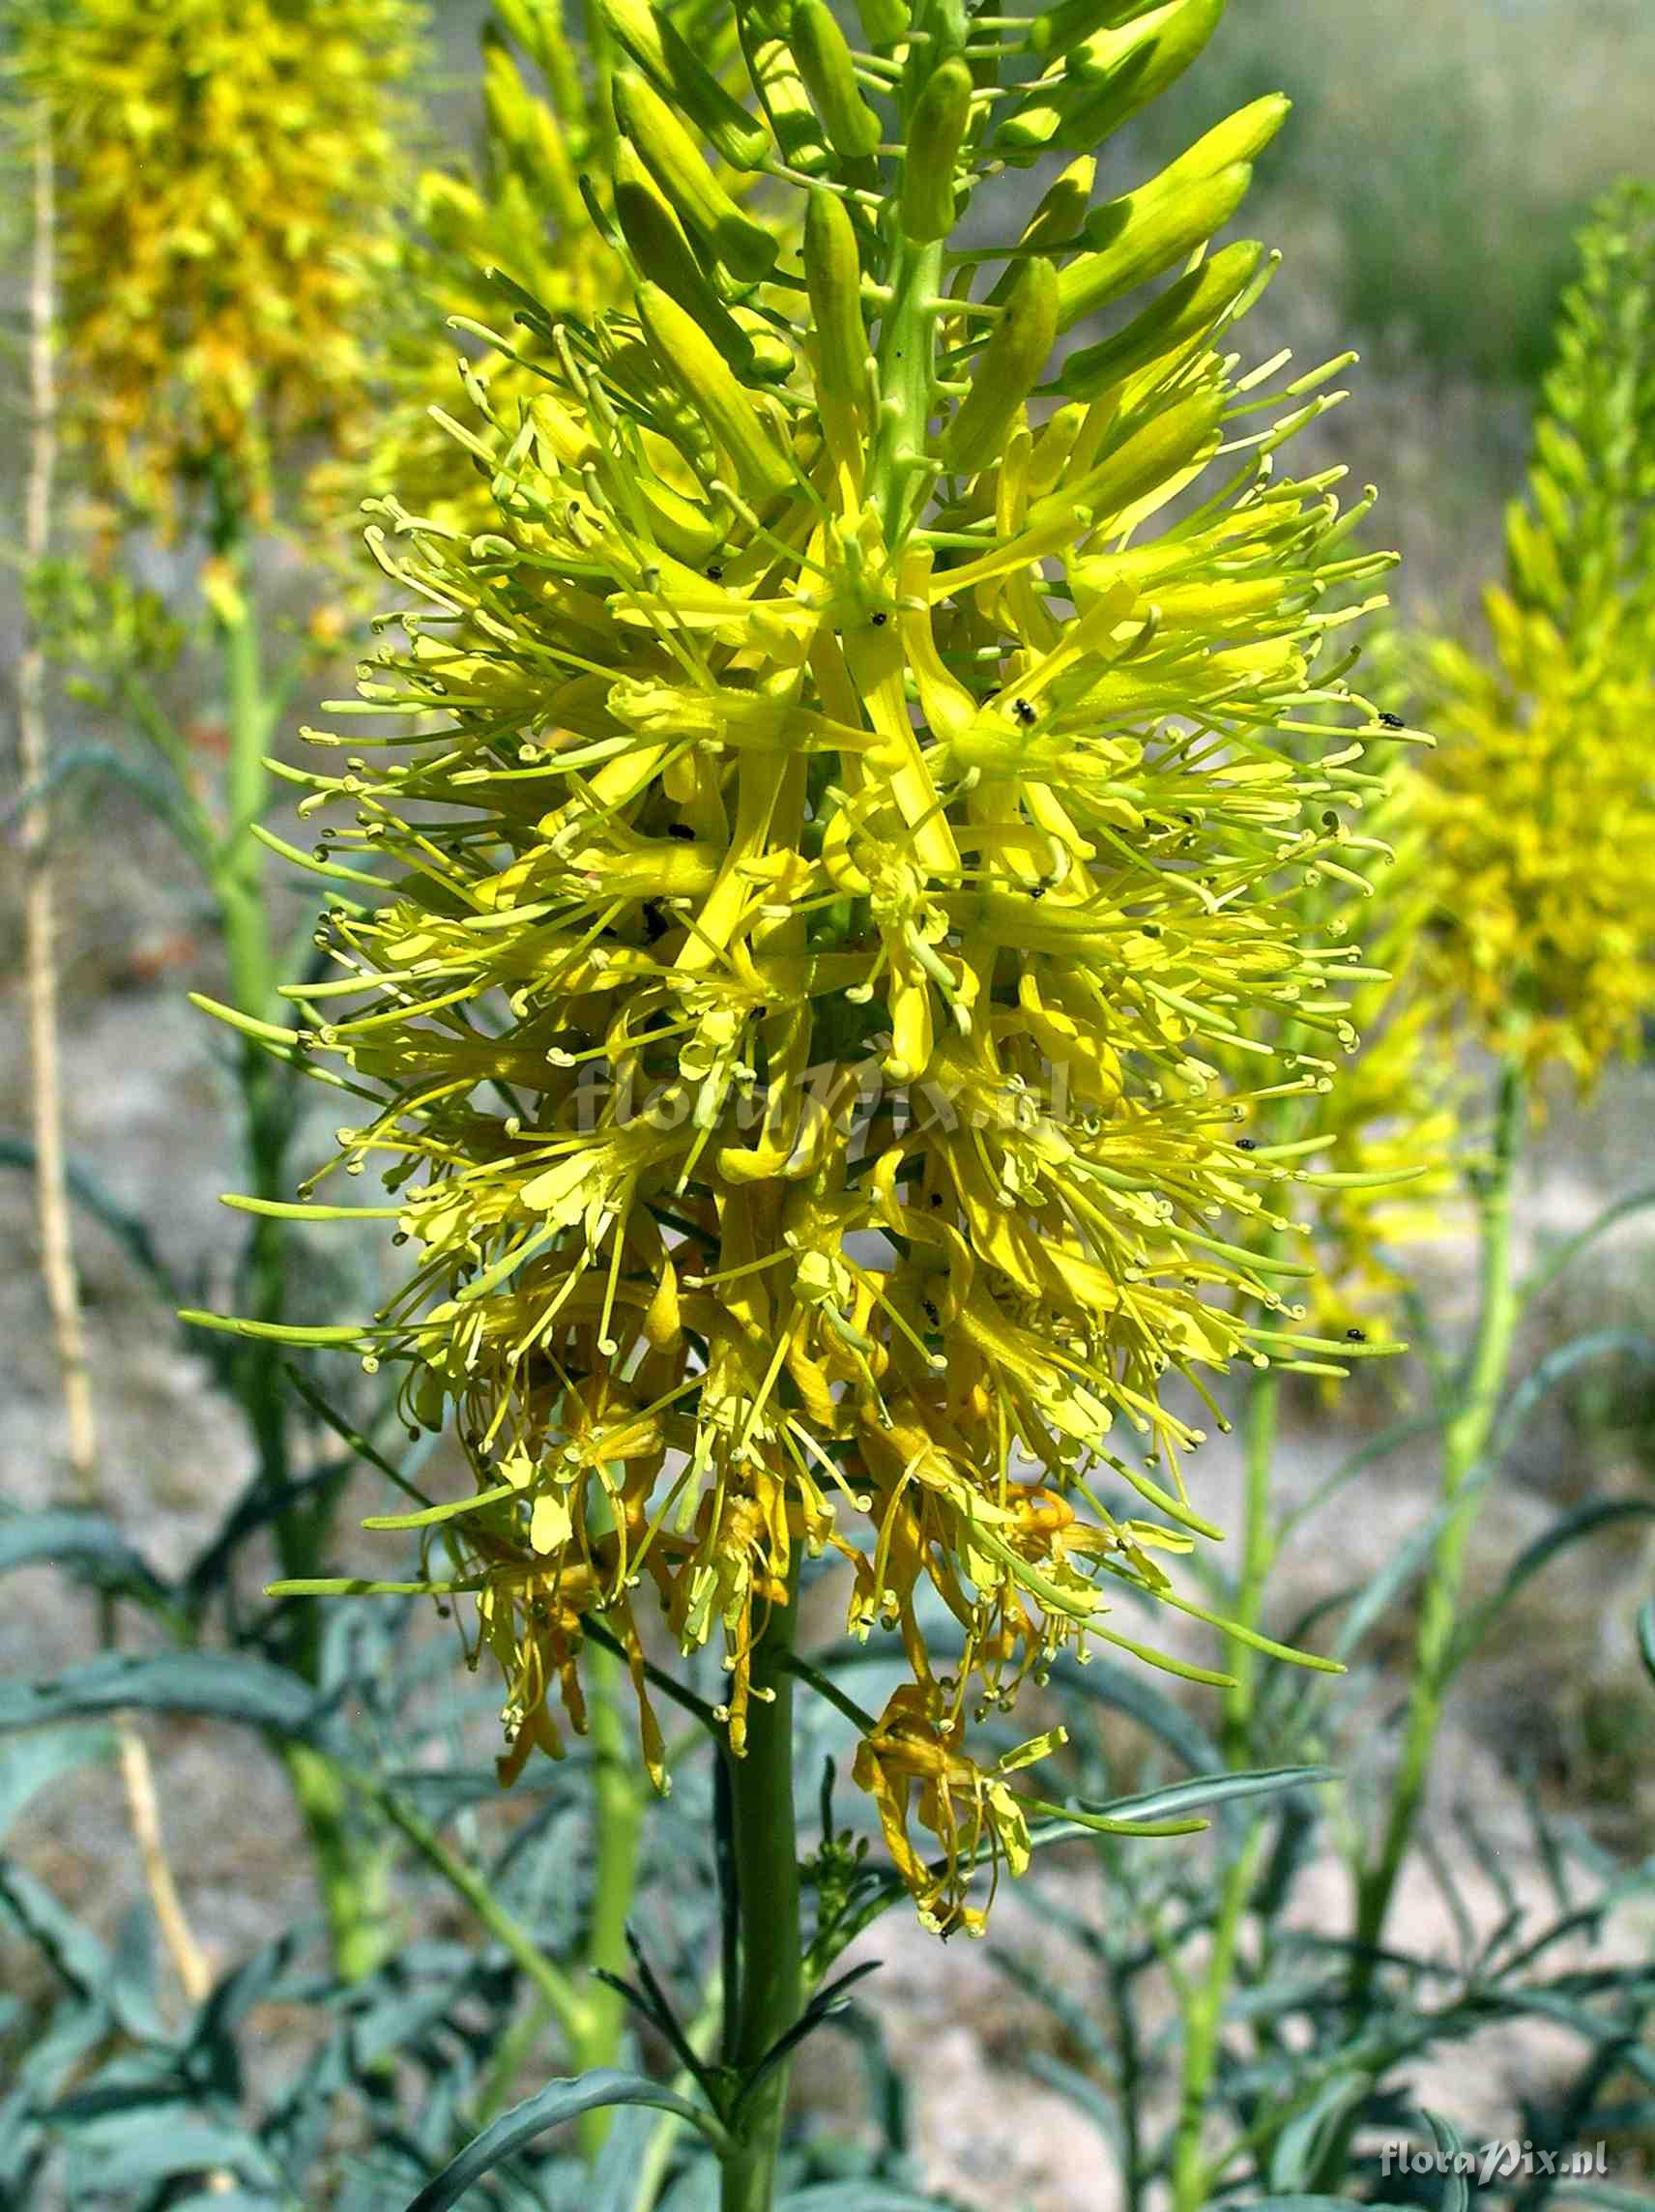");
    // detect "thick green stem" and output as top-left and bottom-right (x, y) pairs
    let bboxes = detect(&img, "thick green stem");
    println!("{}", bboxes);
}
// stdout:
(574, 1641), (647, 2159)
(719, 1574), (802, 2212)
(1168, 1365), (1279, 2212)
(1350, 1058), (1524, 1988)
